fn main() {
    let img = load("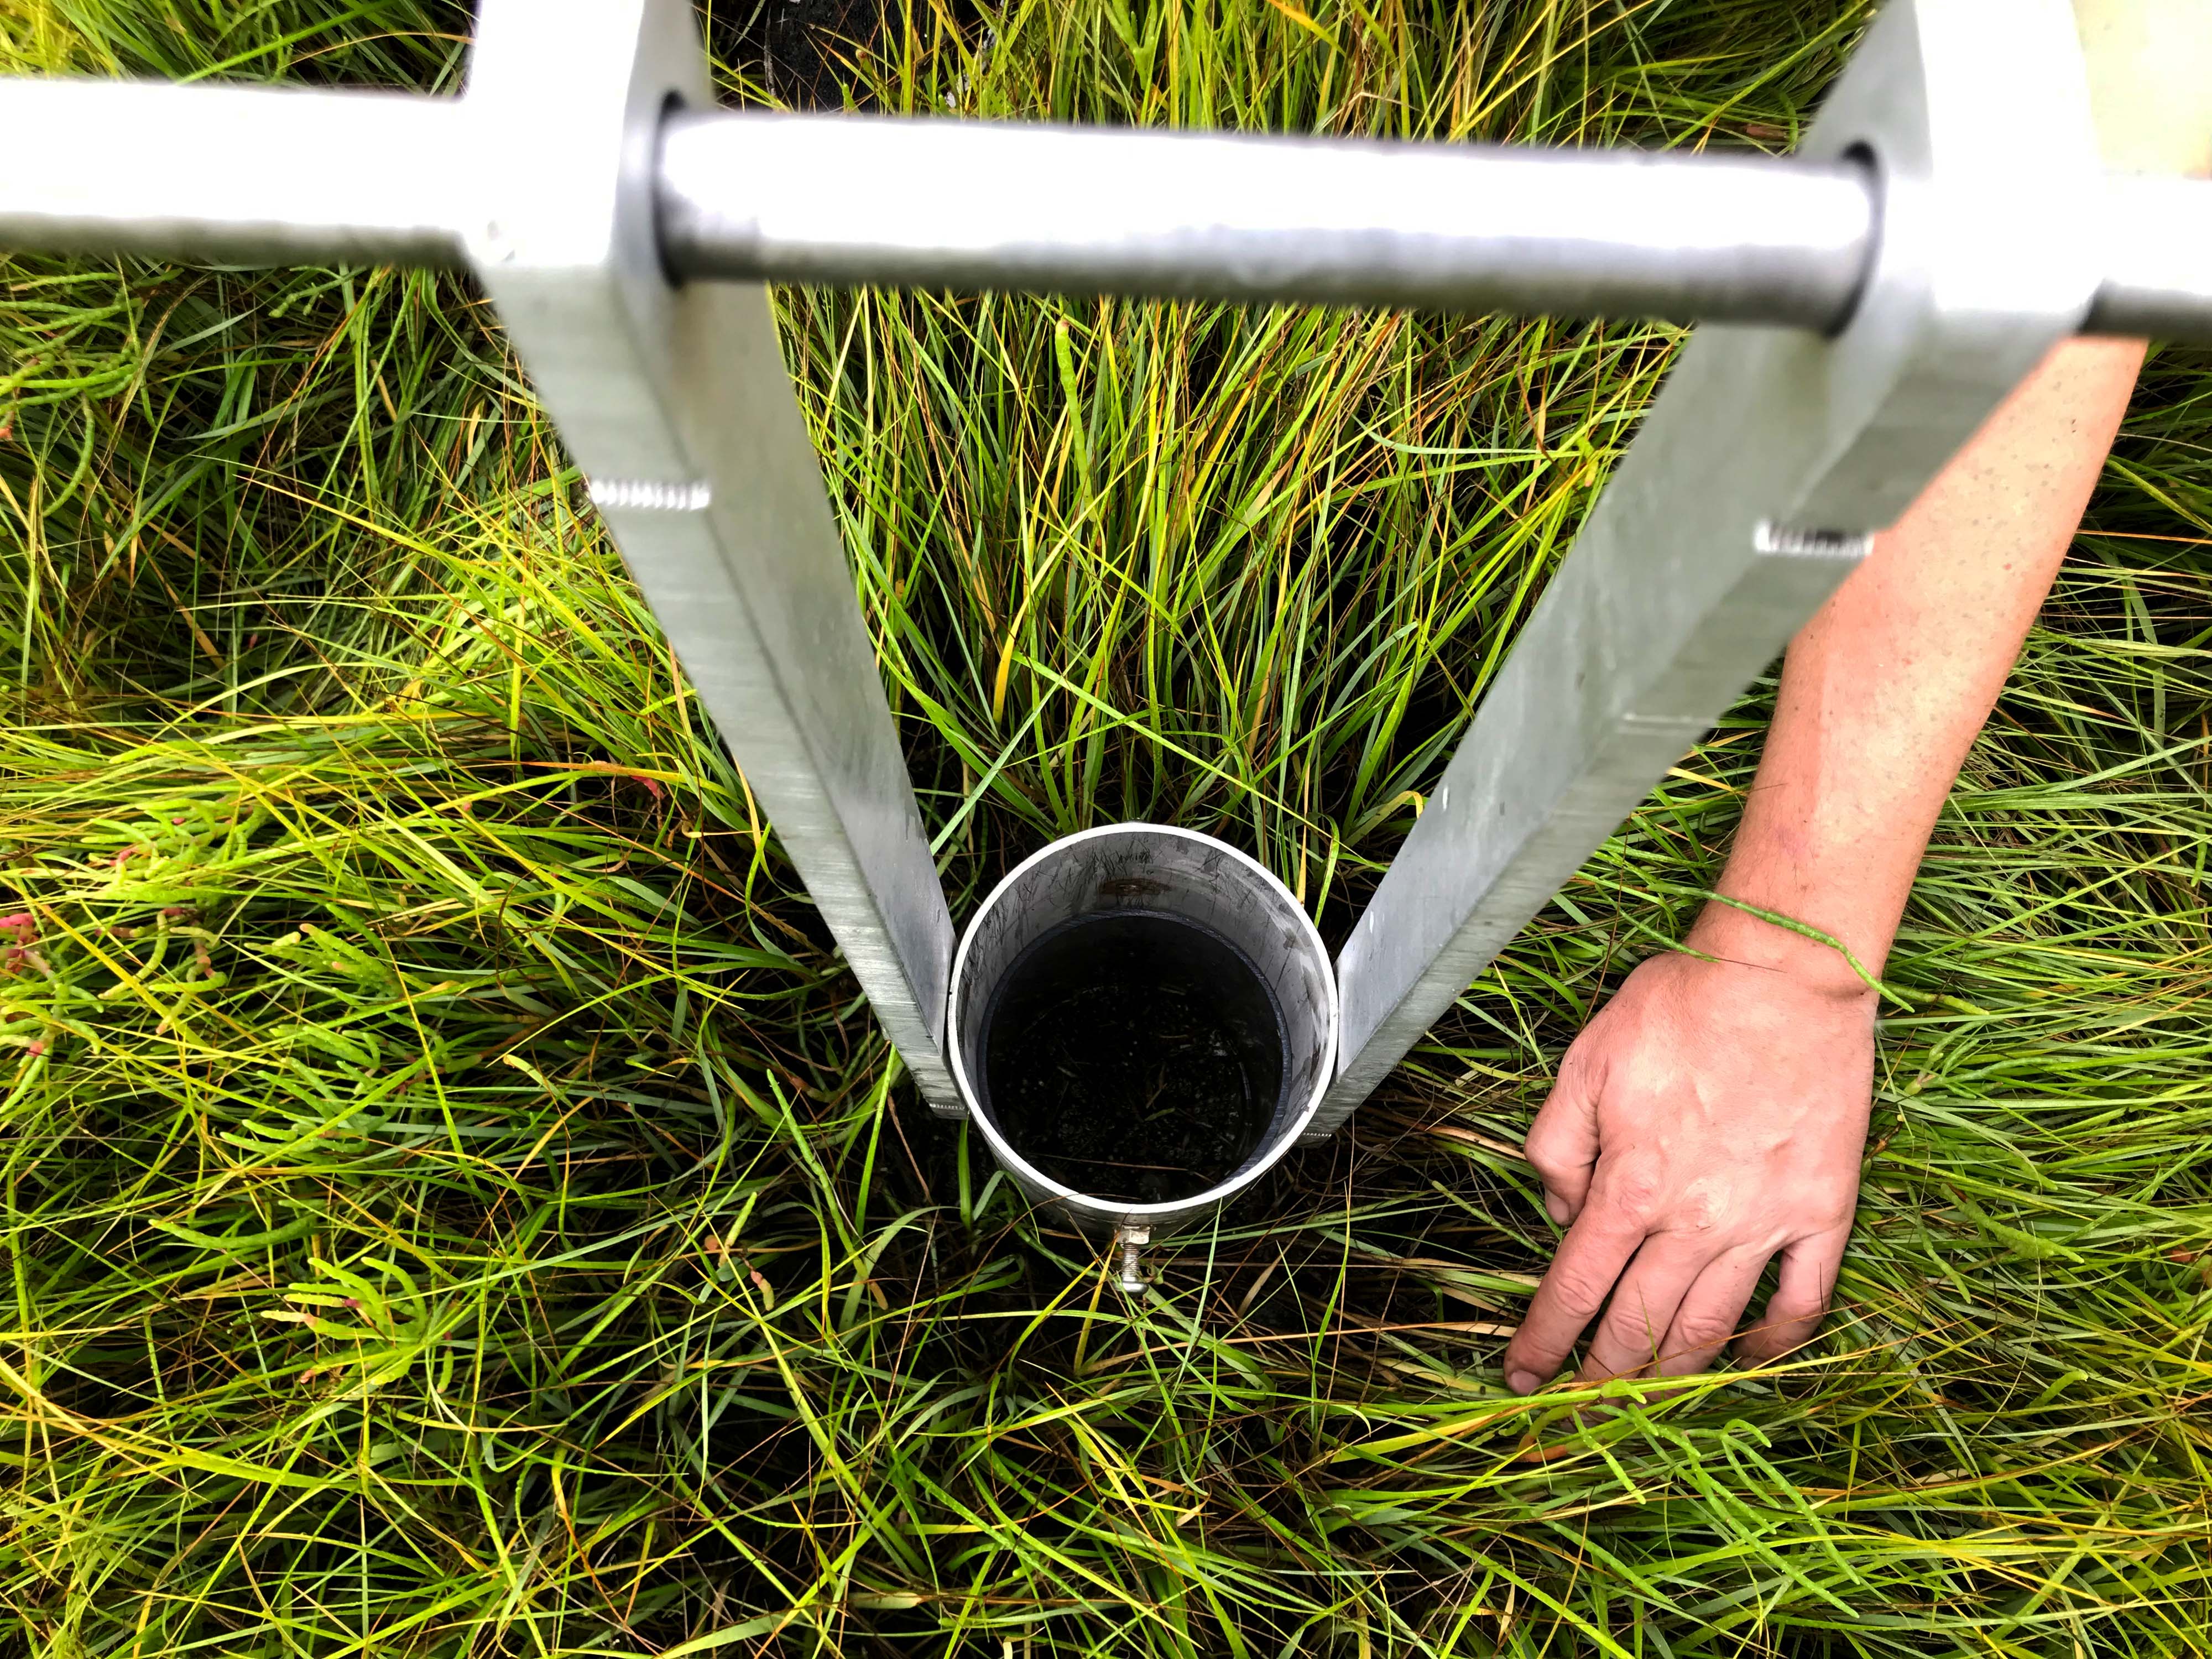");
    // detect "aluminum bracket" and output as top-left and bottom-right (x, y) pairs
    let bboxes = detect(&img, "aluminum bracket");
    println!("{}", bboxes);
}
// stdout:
(461, 0), (962, 1112)
(1316, 0), (2107, 1137)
